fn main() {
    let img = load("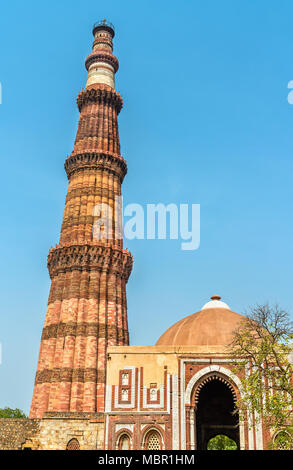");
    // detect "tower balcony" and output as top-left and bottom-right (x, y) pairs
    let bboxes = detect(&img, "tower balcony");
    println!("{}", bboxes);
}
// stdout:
(93, 19), (115, 37)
